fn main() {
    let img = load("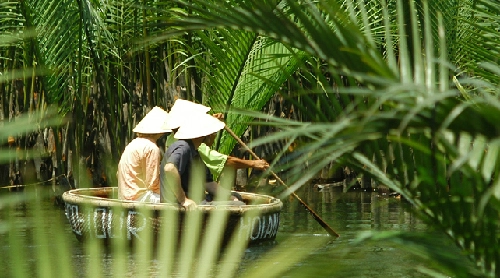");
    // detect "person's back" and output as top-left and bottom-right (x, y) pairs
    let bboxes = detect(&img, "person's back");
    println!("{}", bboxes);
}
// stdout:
(117, 136), (162, 200)
(161, 139), (195, 201)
